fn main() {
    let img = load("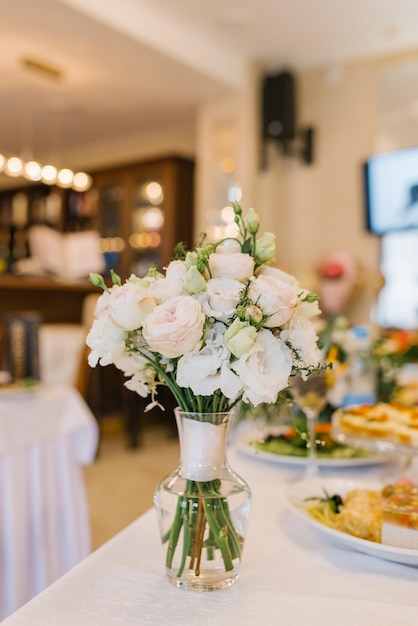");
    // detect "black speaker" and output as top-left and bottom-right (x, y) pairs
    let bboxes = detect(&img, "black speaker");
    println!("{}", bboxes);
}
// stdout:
(262, 72), (296, 142)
